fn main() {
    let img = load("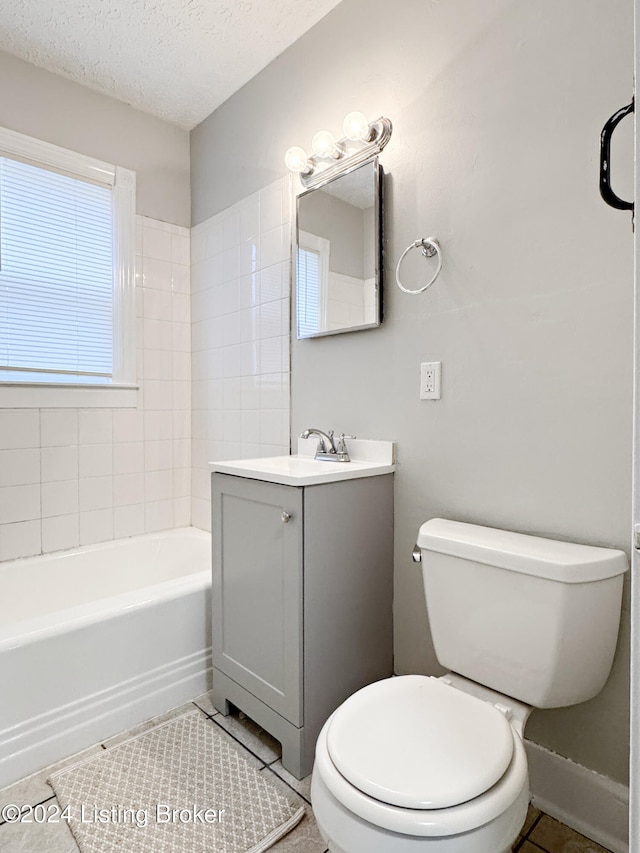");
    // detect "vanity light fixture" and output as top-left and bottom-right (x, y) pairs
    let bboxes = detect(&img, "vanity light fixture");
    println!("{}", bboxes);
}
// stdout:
(285, 112), (392, 189)
(342, 111), (374, 142)
(284, 146), (313, 175)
